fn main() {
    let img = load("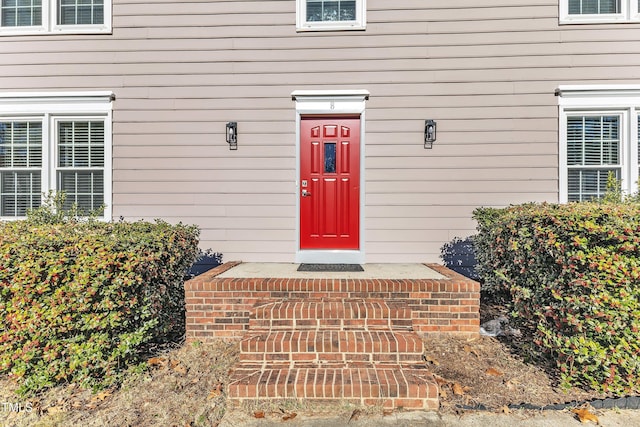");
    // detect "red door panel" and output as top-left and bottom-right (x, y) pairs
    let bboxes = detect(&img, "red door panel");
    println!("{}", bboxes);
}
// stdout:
(300, 117), (360, 250)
